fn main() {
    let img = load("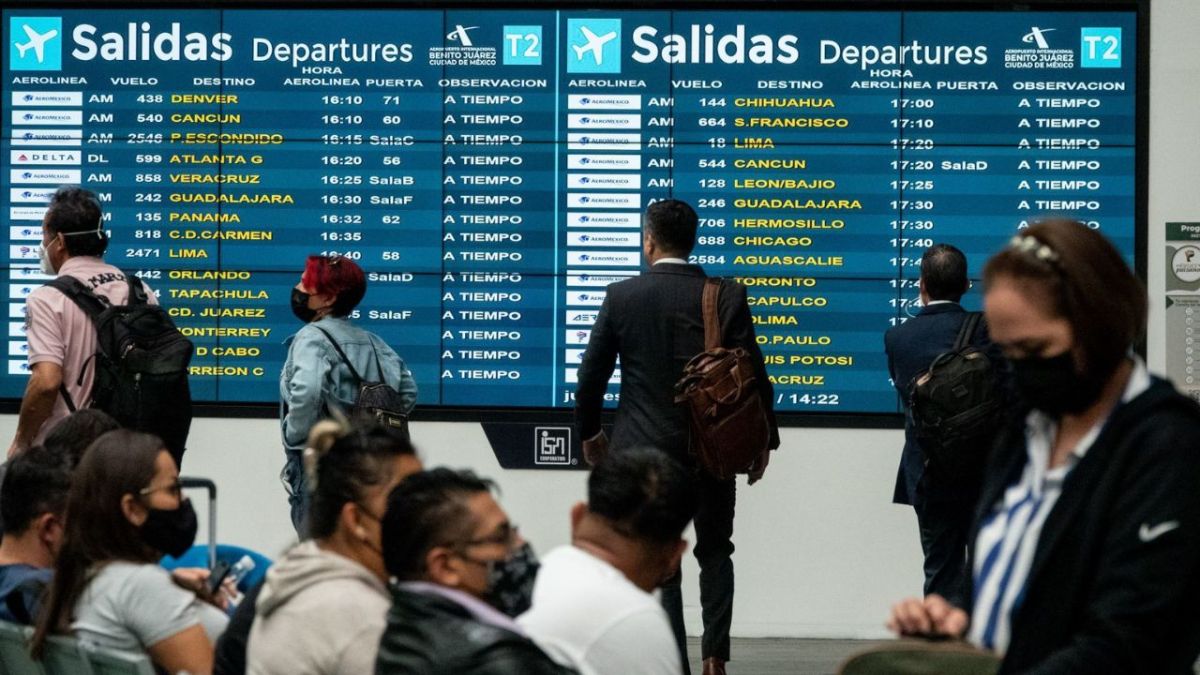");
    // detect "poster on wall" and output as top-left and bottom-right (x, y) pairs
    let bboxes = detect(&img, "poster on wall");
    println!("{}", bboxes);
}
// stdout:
(1165, 222), (1200, 403)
